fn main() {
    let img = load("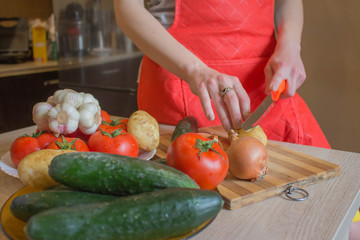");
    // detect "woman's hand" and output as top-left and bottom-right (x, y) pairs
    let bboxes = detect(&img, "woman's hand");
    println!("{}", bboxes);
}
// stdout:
(184, 66), (251, 132)
(264, 41), (306, 98)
